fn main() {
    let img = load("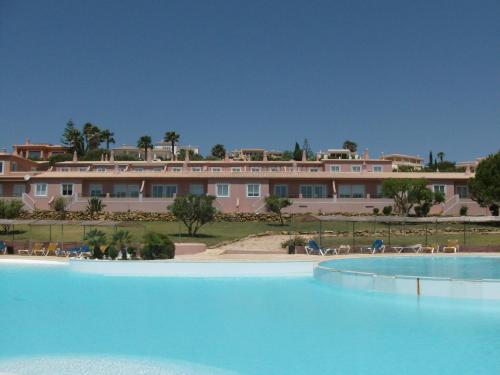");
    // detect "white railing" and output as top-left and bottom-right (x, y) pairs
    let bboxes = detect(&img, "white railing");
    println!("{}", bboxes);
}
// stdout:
(22, 193), (35, 210)
(442, 194), (460, 215)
